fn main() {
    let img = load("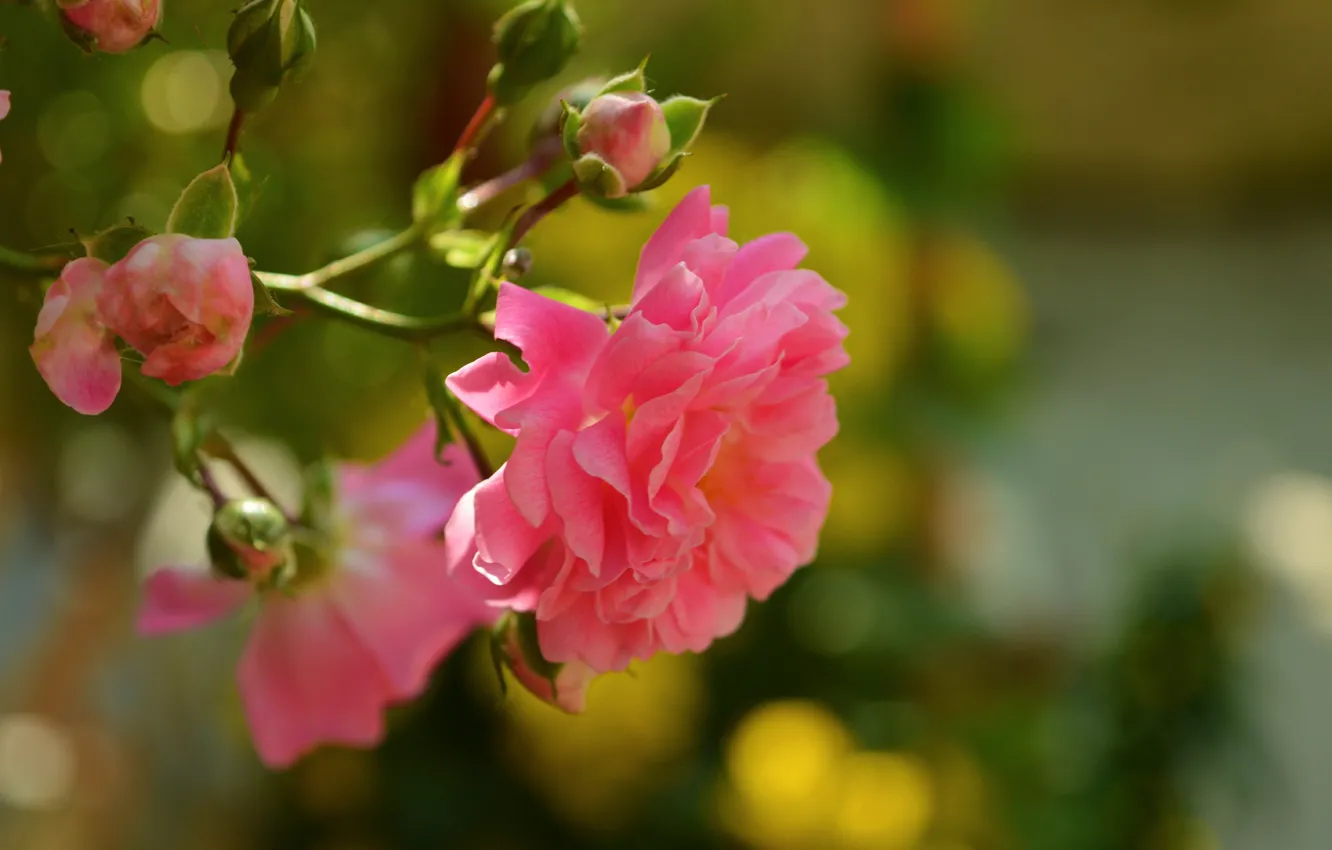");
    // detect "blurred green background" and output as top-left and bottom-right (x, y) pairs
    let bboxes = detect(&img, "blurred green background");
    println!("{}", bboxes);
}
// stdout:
(5, 0), (1332, 848)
